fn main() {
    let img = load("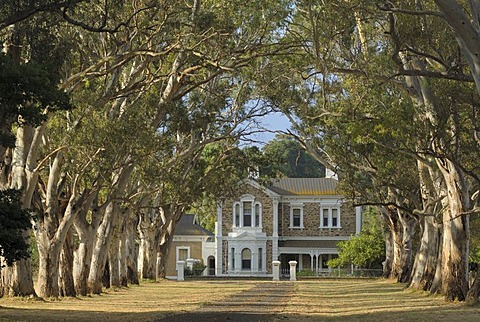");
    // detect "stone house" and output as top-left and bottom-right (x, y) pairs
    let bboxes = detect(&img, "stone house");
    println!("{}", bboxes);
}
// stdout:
(165, 214), (215, 278)
(214, 178), (362, 276)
